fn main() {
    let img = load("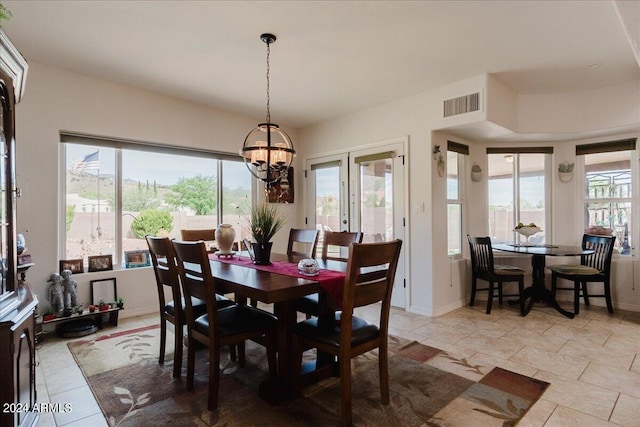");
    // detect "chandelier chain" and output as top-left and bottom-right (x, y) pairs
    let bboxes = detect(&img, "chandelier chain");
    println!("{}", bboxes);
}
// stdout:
(265, 39), (271, 123)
